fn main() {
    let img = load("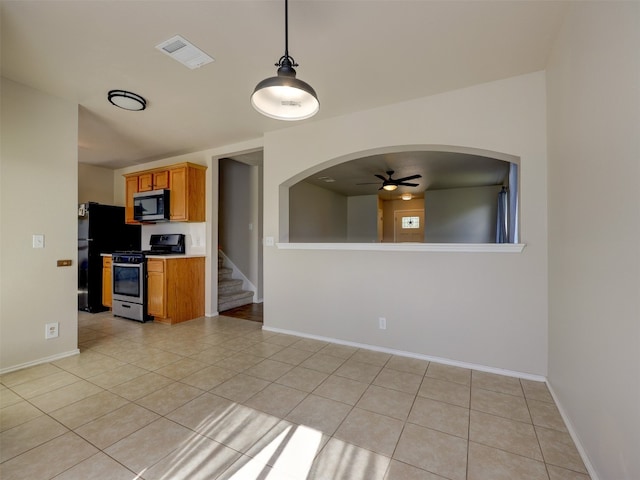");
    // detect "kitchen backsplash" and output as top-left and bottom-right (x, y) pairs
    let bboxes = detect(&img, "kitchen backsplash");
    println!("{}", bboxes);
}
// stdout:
(142, 222), (206, 255)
